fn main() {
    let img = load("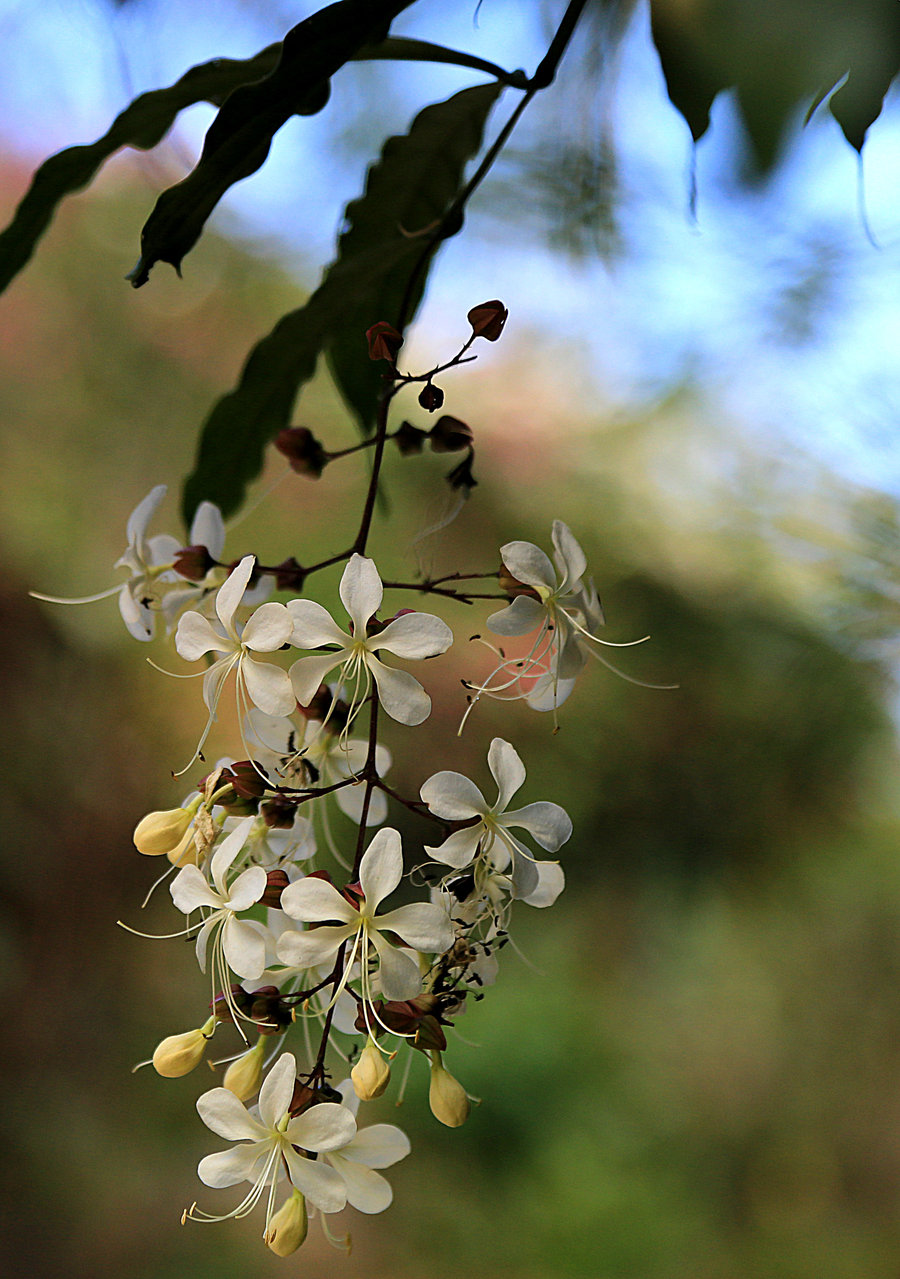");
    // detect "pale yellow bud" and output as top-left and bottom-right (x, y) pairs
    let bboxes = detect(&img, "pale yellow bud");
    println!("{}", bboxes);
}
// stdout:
(223, 1038), (265, 1101)
(350, 1037), (391, 1101)
(152, 1017), (215, 1077)
(265, 1190), (307, 1256)
(134, 807), (193, 856)
(428, 1052), (470, 1128)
